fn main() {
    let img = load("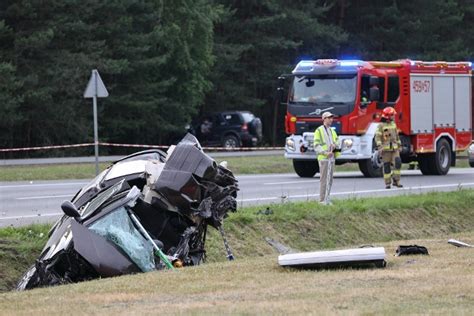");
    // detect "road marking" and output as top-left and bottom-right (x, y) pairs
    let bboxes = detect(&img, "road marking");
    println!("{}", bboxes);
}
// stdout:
(16, 194), (73, 200)
(0, 213), (62, 221)
(13, 182), (474, 202)
(0, 182), (87, 189)
(264, 180), (320, 185)
(4, 179), (474, 224)
(261, 169), (474, 185)
(240, 182), (474, 202)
